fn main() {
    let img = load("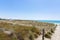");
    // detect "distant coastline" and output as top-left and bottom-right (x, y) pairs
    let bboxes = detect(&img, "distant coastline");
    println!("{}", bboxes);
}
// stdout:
(36, 20), (60, 24)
